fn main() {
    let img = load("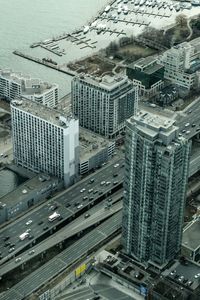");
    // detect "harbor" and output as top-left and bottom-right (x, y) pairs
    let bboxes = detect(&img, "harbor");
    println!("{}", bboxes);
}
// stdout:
(11, 0), (200, 80)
